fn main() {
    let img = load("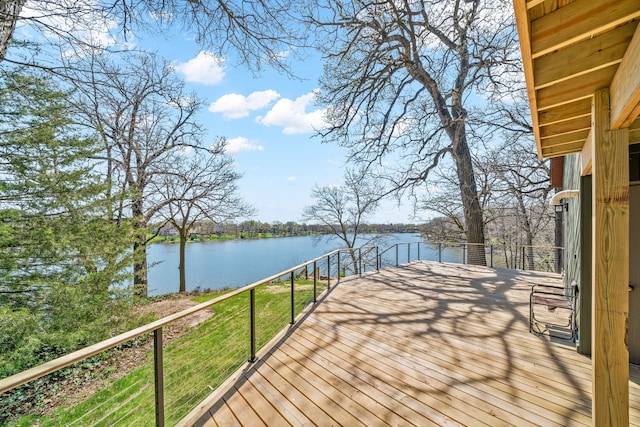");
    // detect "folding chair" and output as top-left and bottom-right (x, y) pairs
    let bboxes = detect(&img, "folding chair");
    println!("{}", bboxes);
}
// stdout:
(529, 281), (577, 341)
